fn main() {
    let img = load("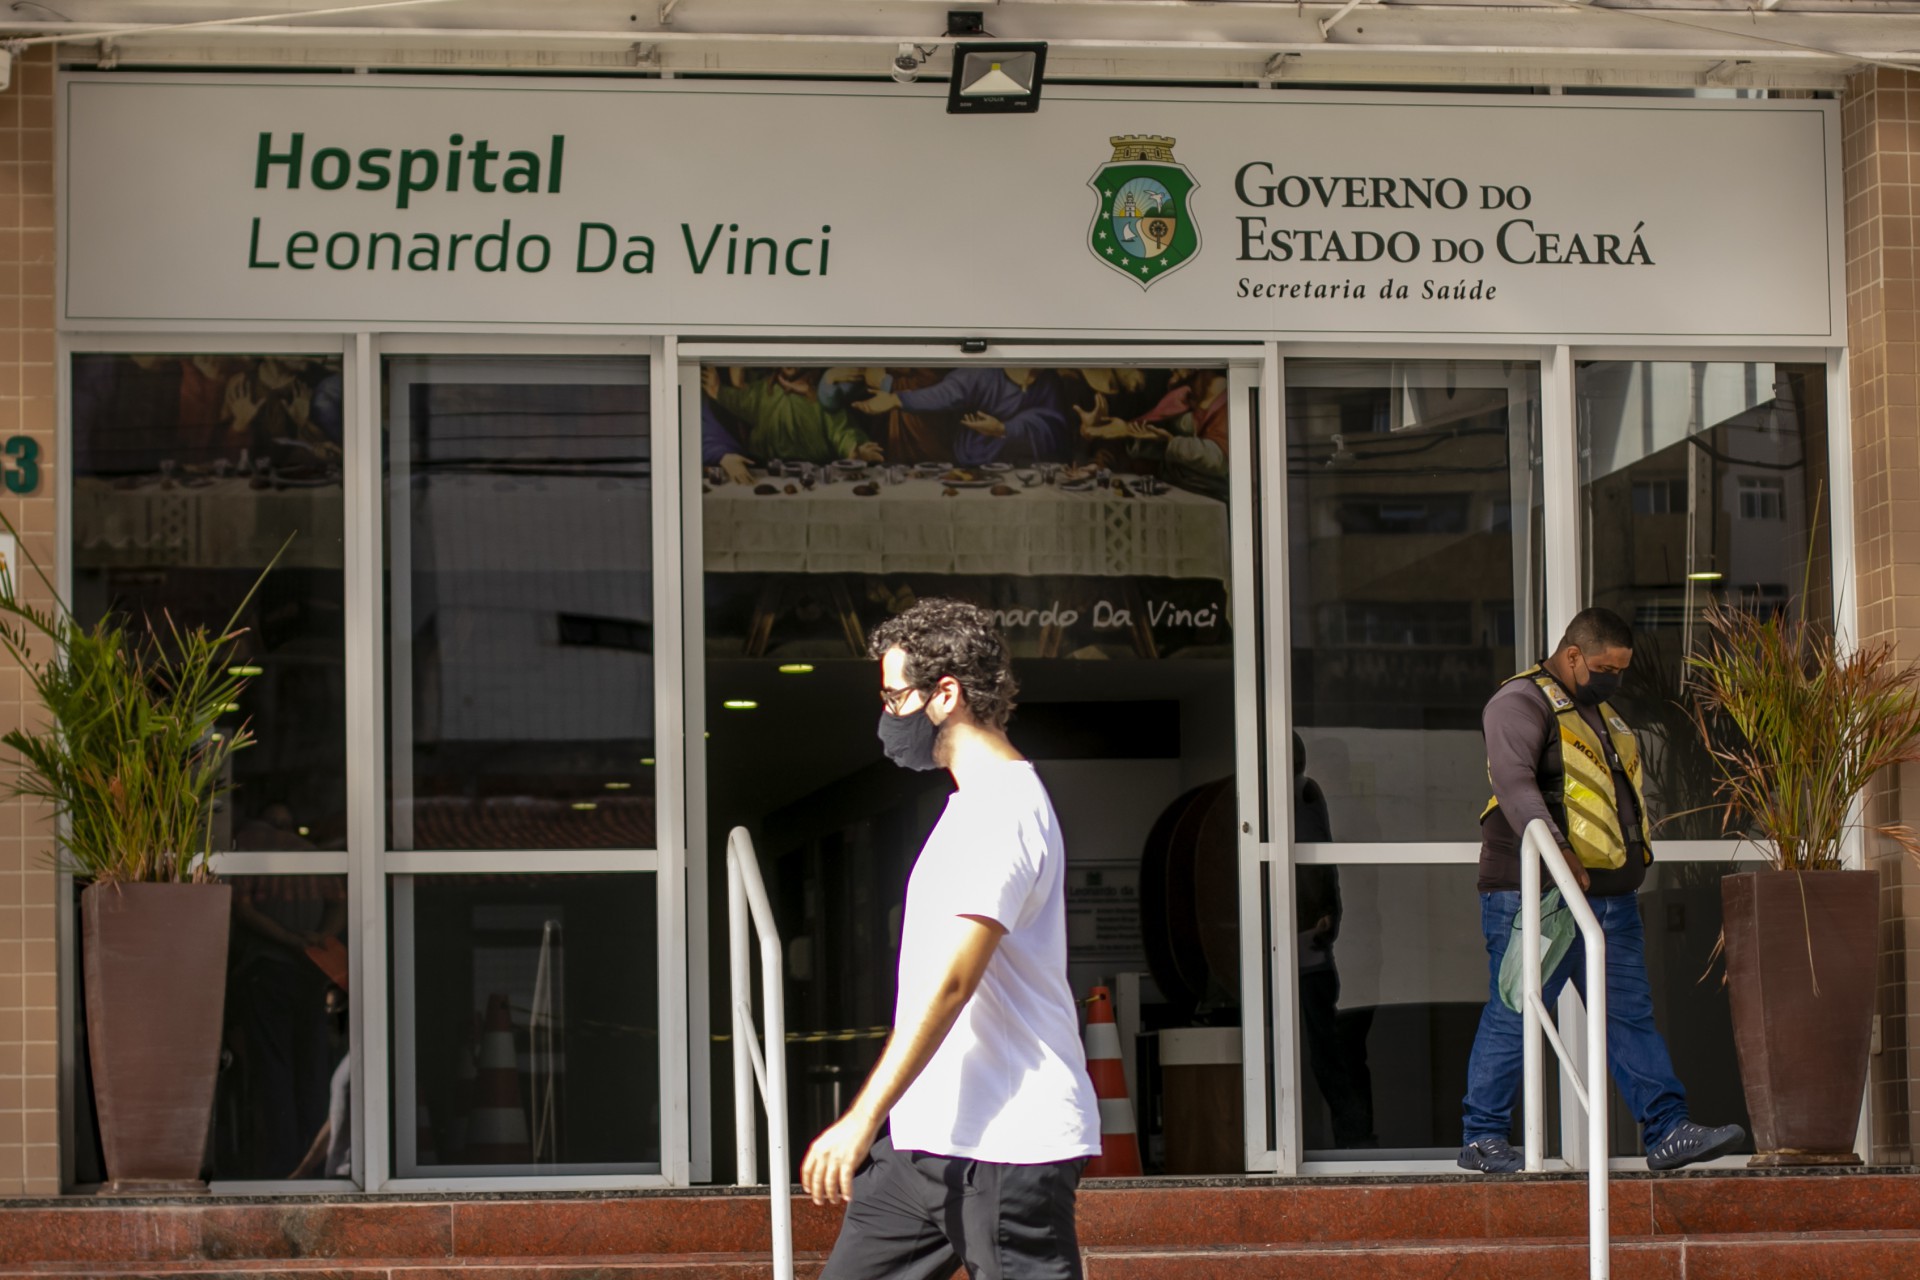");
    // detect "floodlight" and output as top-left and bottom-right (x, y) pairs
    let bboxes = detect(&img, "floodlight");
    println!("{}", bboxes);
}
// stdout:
(947, 41), (1047, 114)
